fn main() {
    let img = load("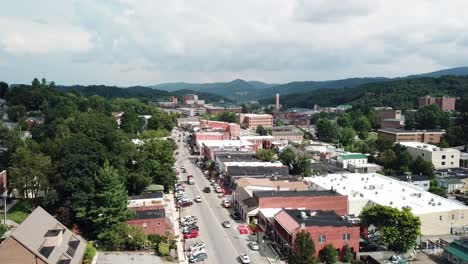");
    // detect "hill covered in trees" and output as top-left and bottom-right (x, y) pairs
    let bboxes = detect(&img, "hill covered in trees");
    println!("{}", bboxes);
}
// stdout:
(57, 84), (230, 103)
(261, 76), (468, 110)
